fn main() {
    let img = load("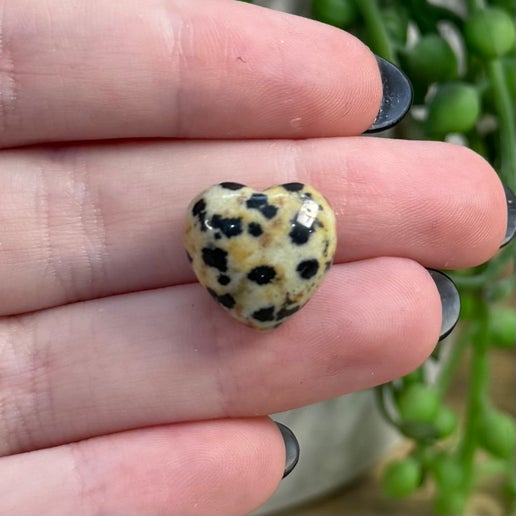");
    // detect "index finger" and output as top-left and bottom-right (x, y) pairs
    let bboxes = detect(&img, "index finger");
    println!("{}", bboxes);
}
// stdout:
(0, 0), (382, 147)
